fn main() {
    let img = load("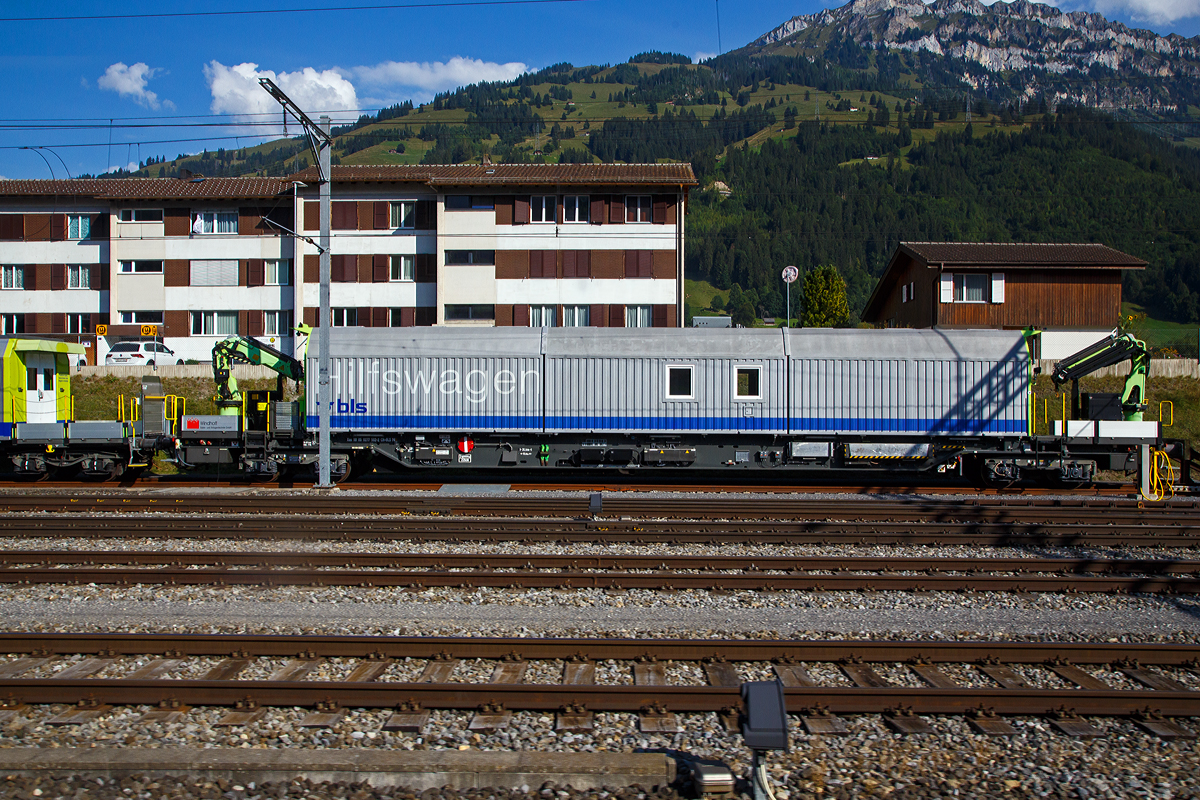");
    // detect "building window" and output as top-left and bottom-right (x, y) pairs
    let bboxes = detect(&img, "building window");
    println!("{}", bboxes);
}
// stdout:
(390, 255), (415, 282)
(118, 209), (163, 223)
(625, 305), (651, 328)
(67, 214), (91, 240)
(626, 195), (652, 223)
(67, 264), (91, 289)
(666, 365), (694, 399)
(266, 259), (291, 286)
(390, 201), (416, 229)
(445, 250), (495, 265)
(531, 195), (556, 223)
(953, 273), (988, 302)
(190, 311), (238, 336)
(736, 367), (762, 399)
(192, 211), (238, 234)
(330, 308), (358, 327)
(389, 309), (406, 327)
(119, 260), (163, 274)
(1, 314), (25, 334)
(562, 305), (590, 327)
(530, 305), (556, 327)
(444, 304), (494, 321)
(445, 195), (494, 210)
(67, 313), (91, 334)
(900, 281), (915, 304)
(264, 309), (293, 336)
(119, 311), (163, 324)
(2, 265), (23, 289)
(190, 260), (237, 286)
(562, 195), (589, 223)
